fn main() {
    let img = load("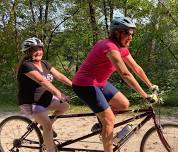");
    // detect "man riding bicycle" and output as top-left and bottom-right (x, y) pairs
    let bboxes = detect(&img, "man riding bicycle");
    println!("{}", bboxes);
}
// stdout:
(72, 16), (159, 152)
